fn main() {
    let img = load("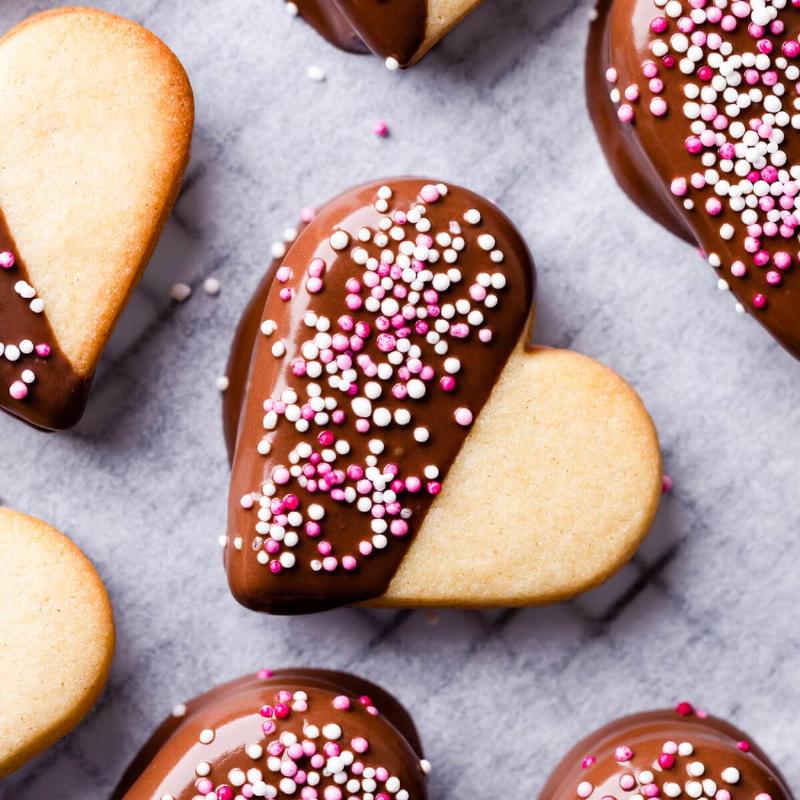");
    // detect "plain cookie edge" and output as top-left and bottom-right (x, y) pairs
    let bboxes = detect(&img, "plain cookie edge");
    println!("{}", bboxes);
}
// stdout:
(0, 507), (116, 779)
(368, 346), (663, 608)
